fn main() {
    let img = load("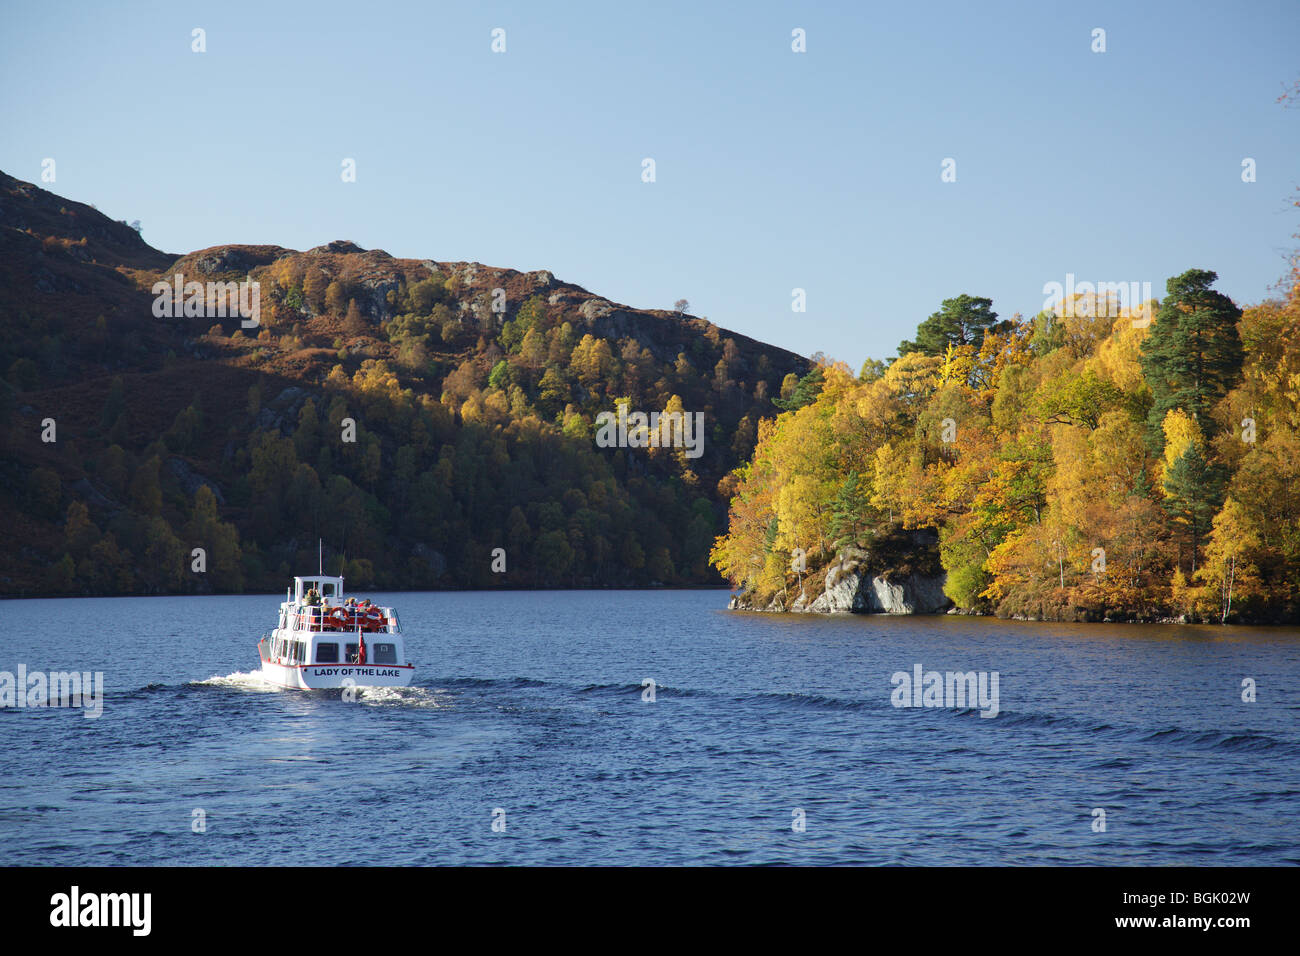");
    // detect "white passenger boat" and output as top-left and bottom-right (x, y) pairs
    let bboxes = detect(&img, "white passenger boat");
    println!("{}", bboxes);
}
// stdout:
(257, 575), (414, 690)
